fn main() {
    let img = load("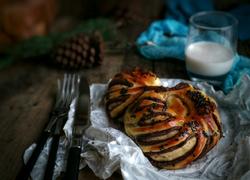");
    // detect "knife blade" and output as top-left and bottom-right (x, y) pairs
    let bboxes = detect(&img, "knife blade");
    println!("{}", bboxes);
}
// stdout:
(64, 76), (90, 180)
